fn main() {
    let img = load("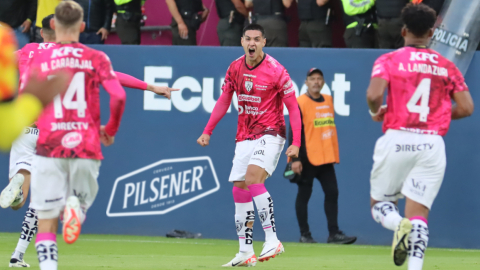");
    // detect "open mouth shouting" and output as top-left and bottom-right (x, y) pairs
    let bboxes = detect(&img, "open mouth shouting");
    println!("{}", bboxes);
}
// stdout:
(248, 47), (256, 58)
